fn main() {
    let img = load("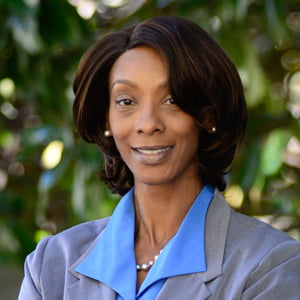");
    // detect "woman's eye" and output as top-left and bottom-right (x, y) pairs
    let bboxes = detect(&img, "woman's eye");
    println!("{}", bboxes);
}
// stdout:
(116, 99), (134, 106)
(164, 98), (176, 105)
